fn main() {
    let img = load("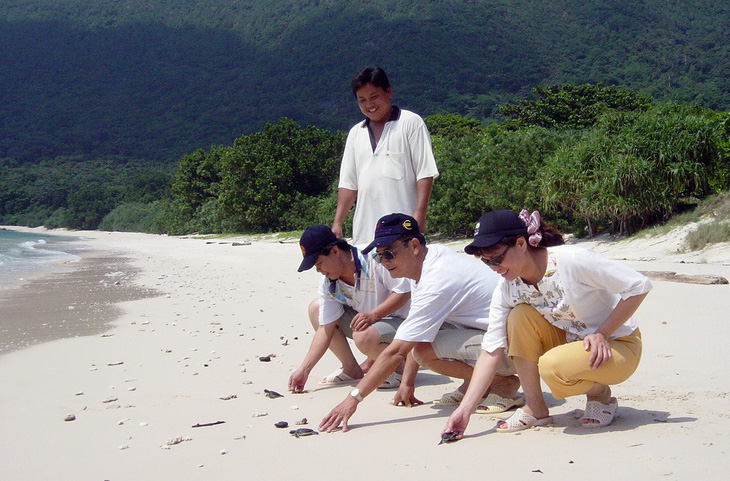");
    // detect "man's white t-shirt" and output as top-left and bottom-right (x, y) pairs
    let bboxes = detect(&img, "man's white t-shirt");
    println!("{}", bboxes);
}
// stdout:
(394, 245), (500, 343)
(338, 108), (439, 247)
